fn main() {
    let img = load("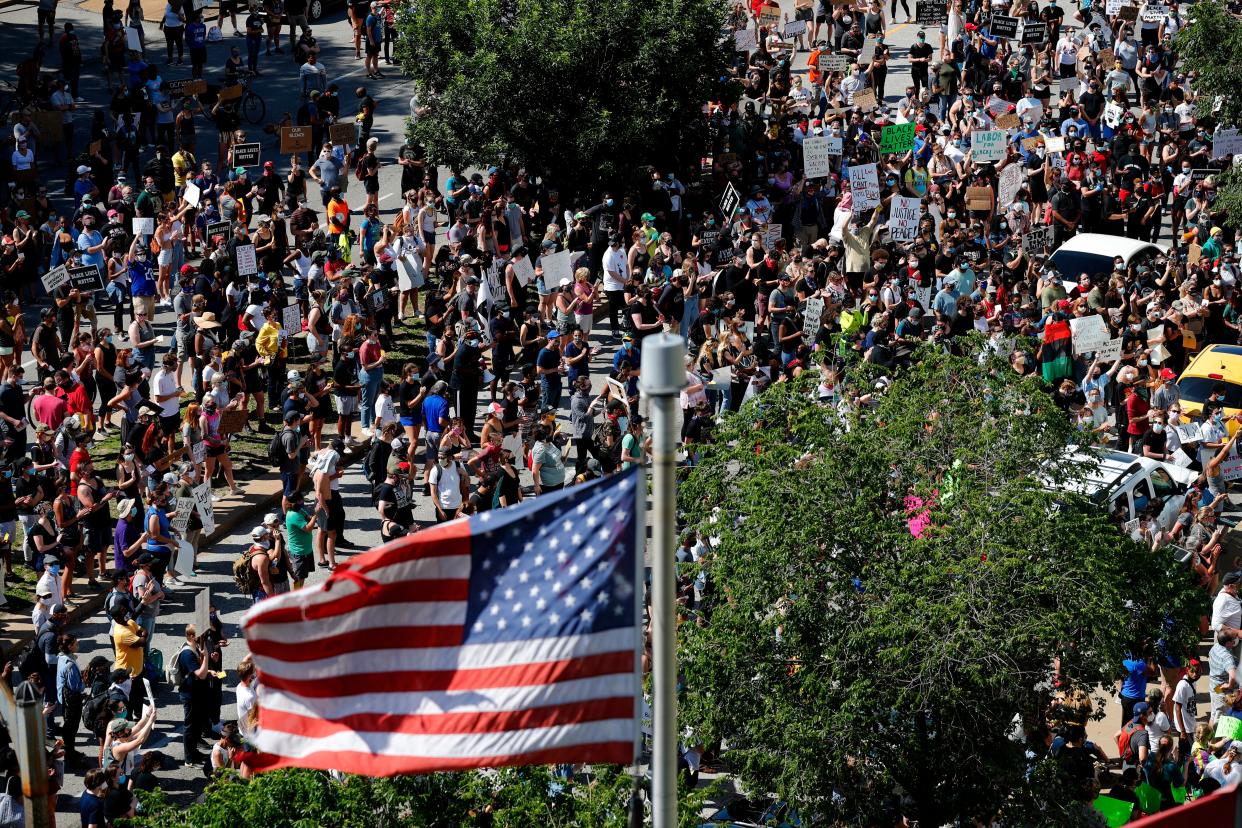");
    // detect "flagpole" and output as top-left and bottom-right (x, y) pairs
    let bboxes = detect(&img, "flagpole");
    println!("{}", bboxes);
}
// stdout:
(639, 333), (685, 828)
